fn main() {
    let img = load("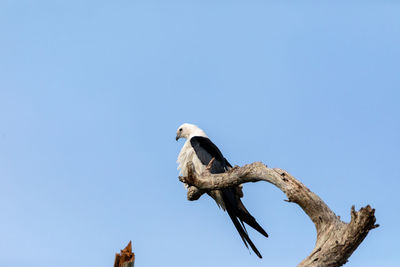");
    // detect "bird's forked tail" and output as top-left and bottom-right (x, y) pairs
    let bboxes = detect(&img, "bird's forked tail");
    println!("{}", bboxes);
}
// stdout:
(221, 188), (268, 258)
